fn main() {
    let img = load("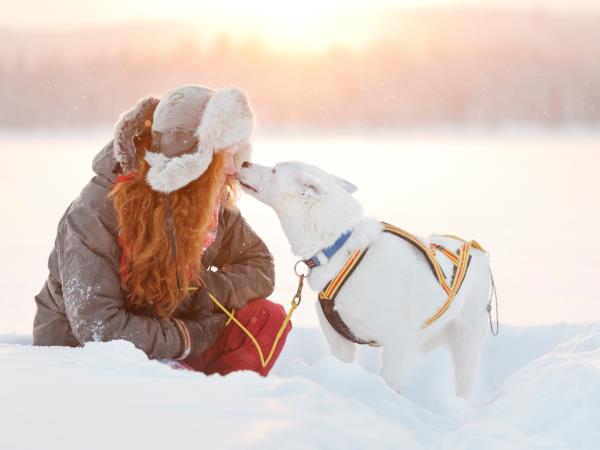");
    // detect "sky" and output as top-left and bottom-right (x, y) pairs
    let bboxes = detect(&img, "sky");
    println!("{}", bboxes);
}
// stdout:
(2, 0), (598, 29)
(2, 0), (599, 52)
